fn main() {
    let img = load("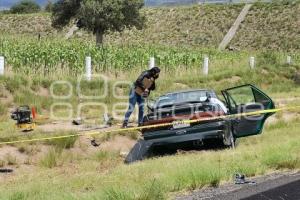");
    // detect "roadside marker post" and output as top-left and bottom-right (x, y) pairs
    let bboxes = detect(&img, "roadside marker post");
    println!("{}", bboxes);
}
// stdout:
(249, 56), (255, 69)
(85, 56), (92, 81)
(287, 56), (292, 65)
(0, 56), (4, 75)
(149, 57), (155, 69)
(203, 56), (209, 75)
